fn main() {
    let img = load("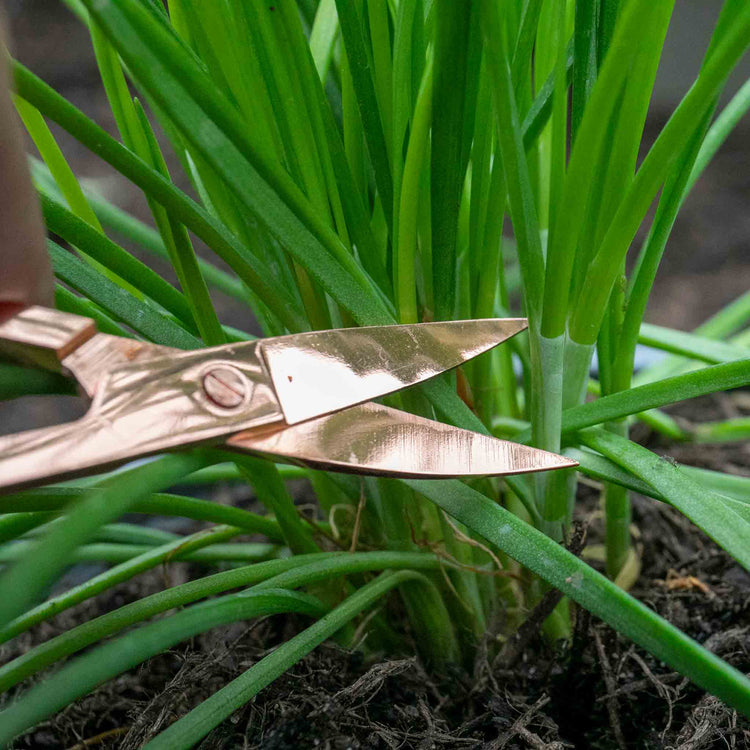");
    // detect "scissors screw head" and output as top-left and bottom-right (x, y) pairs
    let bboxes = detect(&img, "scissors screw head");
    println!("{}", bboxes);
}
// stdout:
(202, 366), (247, 409)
